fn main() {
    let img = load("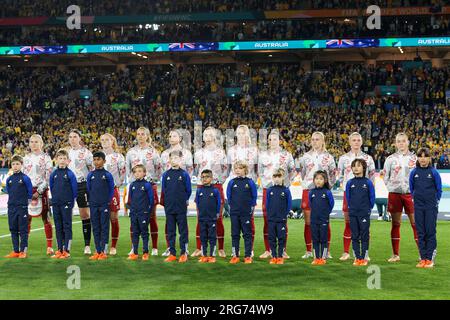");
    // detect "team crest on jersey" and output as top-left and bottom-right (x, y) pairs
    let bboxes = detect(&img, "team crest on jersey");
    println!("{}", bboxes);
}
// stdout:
(311, 194), (315, 198)
(132, 186), (135, 190)
(427, 174), (432, 178)
(281, 192), (285, 197)
(415, 174), (419, 178)
(363, 184), (367, 188)
(167, 176), (171, 180)
(178, 176), (182, 181)
(64, 174), (67, 179)
(322, 194), (326, 198)
(19, 179), (23, 184)
(91, 176), (95, 180)
(210, 193), (214, 196)
(245, 184), (249, 188)
(102, 175), (106, 180)
(270, 192), (274, 195)
(200, 192), (203, 196)
(351, 184), (355, 188)
(141, 186), (145, 191)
